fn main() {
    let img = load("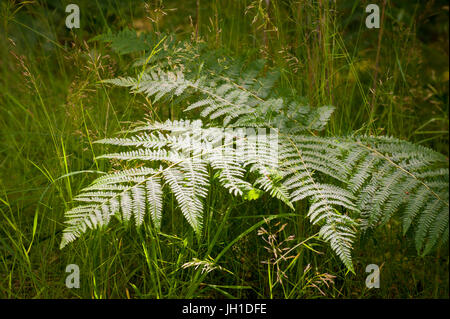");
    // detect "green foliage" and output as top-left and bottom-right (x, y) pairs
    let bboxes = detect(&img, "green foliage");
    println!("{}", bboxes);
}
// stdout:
(91, 29), (154, 55)
(60, 31), (449, 272)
